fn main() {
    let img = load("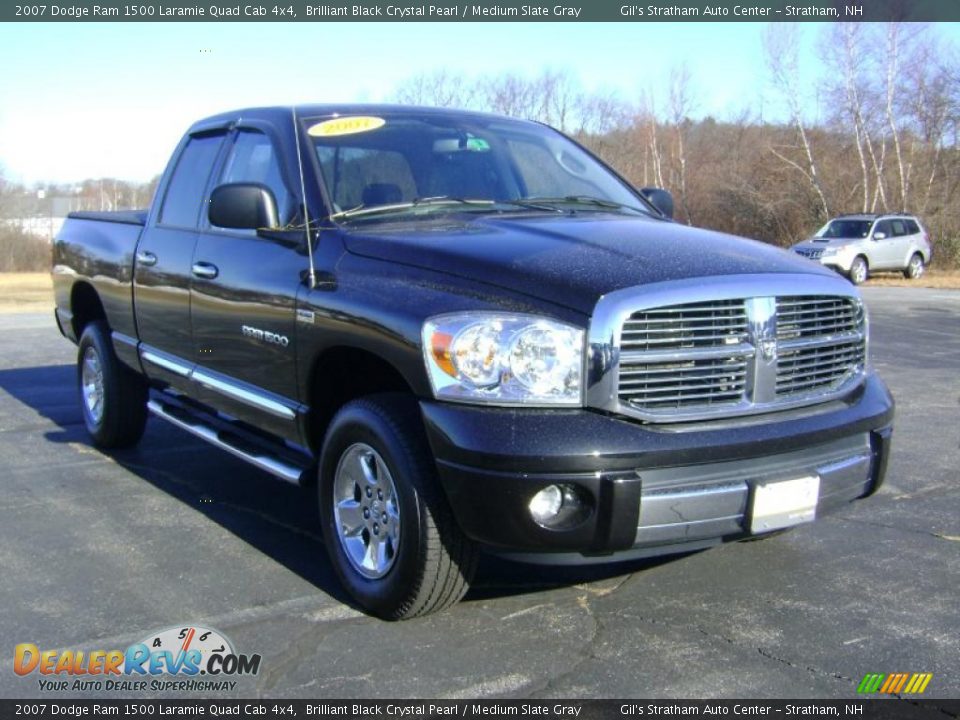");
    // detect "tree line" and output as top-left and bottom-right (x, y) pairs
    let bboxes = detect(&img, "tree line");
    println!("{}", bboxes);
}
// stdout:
(394, 23), (959, 267)
(0, 175), (160, 271)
